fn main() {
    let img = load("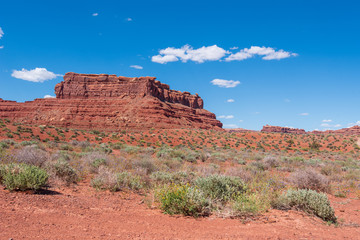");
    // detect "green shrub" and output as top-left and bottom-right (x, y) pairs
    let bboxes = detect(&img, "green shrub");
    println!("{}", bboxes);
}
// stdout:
(231, 193), (267, 216)
(91, 169), (143, 192)
(194, 175), (247, 202)
(273, 189), (336, 223)
(155, 184), (210, 217)
(116, 171), (143, 190)
(91, 158), (107, 171)
(49, 159), (78, 185)
(0, 163), (48, 191)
